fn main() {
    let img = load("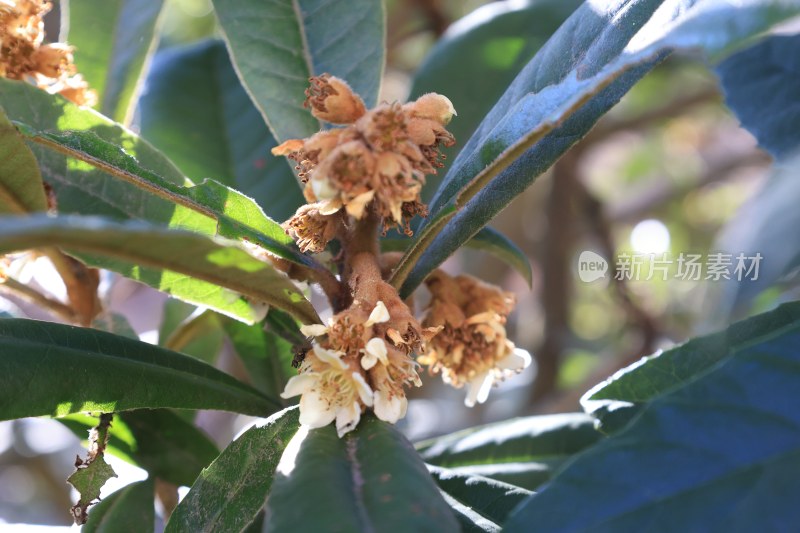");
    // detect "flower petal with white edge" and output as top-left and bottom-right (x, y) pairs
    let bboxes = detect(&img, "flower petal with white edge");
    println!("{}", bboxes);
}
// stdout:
(497, 347), (532, 372)
(465, 371), (493, 407)
(312, 344), (347, 369)
(351, 372), (374, 407)
(280, 373), (318, 399)
(374, 390), (404, 423)
(365, 300), (390, 327)
(300, 323), (328, 337)
(364, 338), (388, 366)
(299, 391), (337, 428)
(336, 401), (361, 437)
